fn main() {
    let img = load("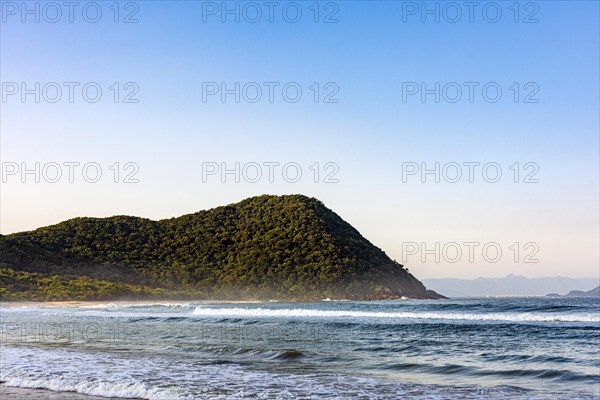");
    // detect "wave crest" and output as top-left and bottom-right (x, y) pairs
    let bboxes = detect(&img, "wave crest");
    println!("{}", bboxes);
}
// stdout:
(192, 306), (600, 323)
